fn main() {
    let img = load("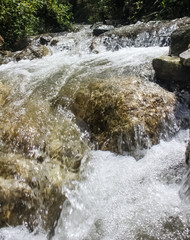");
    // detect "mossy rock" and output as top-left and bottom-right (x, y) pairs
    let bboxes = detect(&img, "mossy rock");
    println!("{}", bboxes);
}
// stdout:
(0, 99), (88, 172)
(0, 82), (11, 105)
(152, 56), (190, 91)
(0, 152), (72, 232)
(56, 77), (176, 158)
(0, 96), (89, 232)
